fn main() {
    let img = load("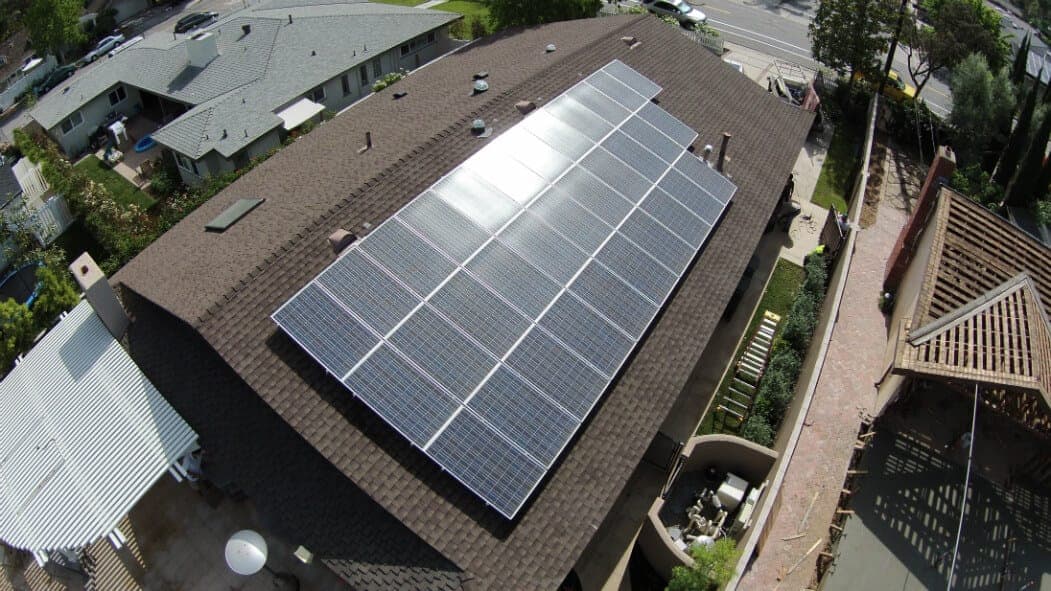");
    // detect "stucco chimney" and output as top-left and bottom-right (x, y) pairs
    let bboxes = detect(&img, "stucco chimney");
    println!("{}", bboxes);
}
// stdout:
(187, 32), (219, 68)
(69, 252), (128, 339)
